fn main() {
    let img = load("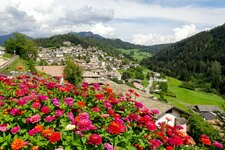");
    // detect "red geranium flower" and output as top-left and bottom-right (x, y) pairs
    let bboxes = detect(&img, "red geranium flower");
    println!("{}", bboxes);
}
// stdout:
(41, 106), (50, 114)
(48, 132), (61, 143)
(94, 93), (104, 100)
(88, 134), (102, 145)
(166, 145), (174, 150)
(107, 121), (126, 134)
(200, 134), (211, 145)
(77, 101), (85, 107)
